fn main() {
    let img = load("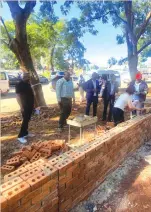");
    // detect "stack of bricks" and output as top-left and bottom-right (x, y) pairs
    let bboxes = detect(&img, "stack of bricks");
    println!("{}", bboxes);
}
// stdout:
(1, 114), (151, 212)
(0, 158), (58, 212)
(1, 140), (65, 175)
